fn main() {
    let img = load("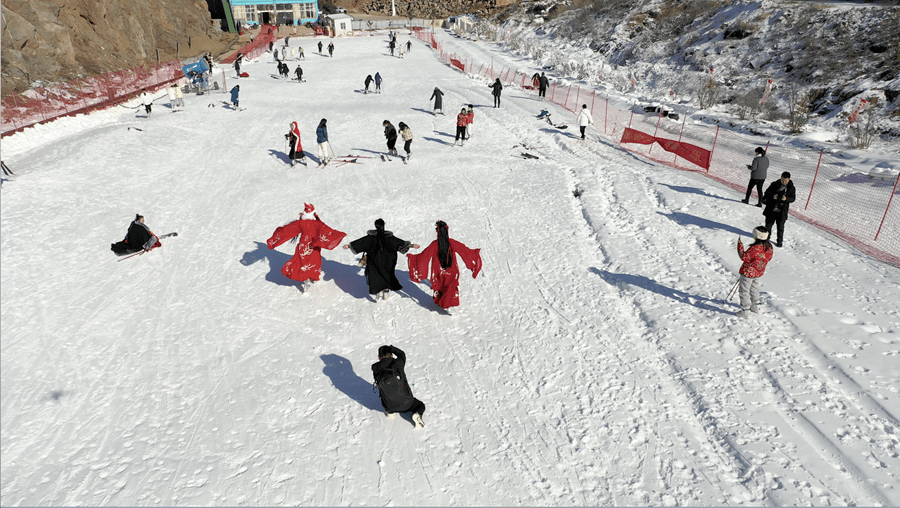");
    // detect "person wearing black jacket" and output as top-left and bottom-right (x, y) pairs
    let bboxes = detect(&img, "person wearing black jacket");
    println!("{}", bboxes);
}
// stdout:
(430, 87), (444, 115)
(372, 345), (426, 428)
(364, 74), (373, 94)
(343, 219), (419, 300)
(489, 78), (503, 107)
(762, 171), (796, 248)
(383, 120), (398, 157)
(538, 72), (549, 99)
(111, 214), (160, 255)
